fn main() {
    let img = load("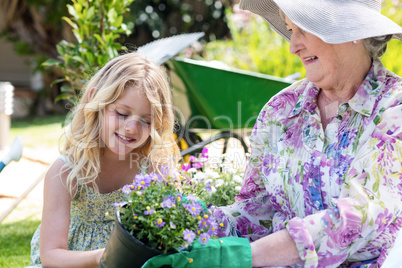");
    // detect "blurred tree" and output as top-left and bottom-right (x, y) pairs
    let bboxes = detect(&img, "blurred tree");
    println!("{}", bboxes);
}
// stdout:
(124, 0), (230, 47)
(0, 0), (231, 114)
(0, 0), (69, 58)
(0, 0), (71, 115)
